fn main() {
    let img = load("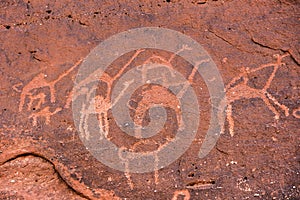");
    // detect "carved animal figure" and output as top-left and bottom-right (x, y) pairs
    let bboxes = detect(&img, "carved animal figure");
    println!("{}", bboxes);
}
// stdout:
(225, 54), (290, 136)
